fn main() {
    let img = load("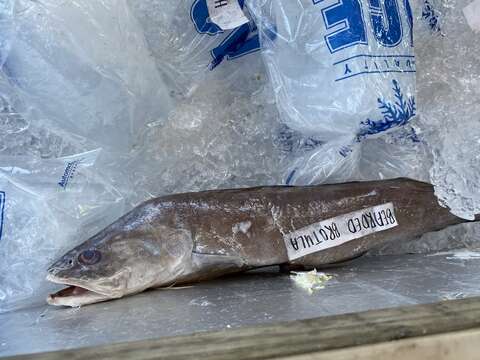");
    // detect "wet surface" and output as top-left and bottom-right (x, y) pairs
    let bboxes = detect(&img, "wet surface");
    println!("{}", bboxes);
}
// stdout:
(1, 251), (480, 357)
